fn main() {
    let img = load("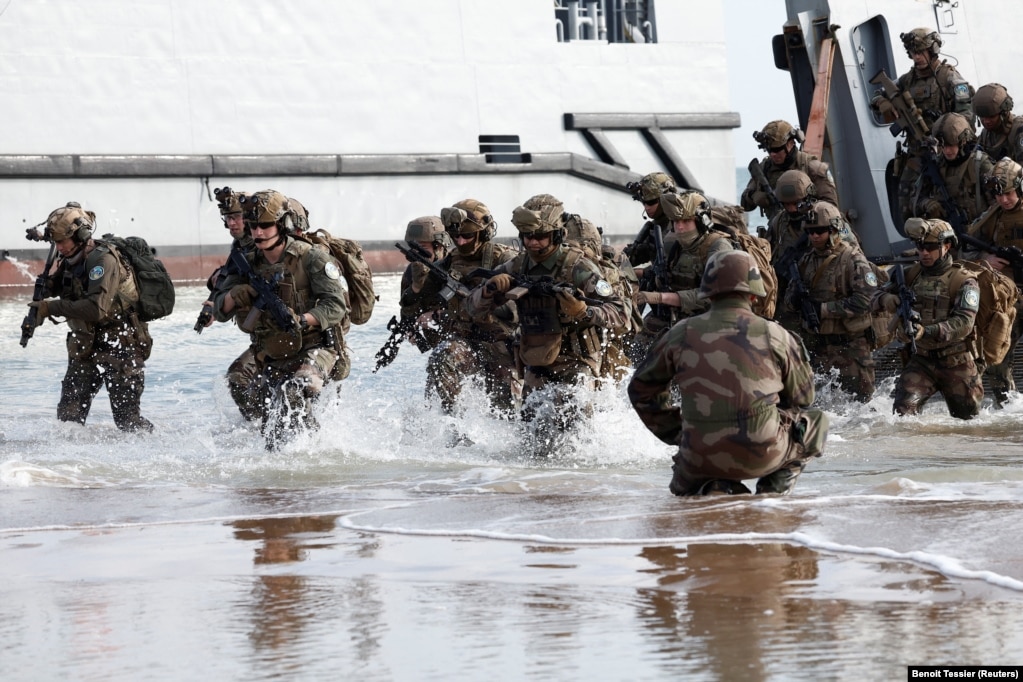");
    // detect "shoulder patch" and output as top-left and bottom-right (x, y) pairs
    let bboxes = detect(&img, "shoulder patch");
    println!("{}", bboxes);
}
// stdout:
(89, 265), (105, 281)
(324, 261), (341, 280)
(964, 288), (980, 309)
(954, 83), (971, 99)
(594, 279), (613, 297)
(865, 271), (878, 287)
